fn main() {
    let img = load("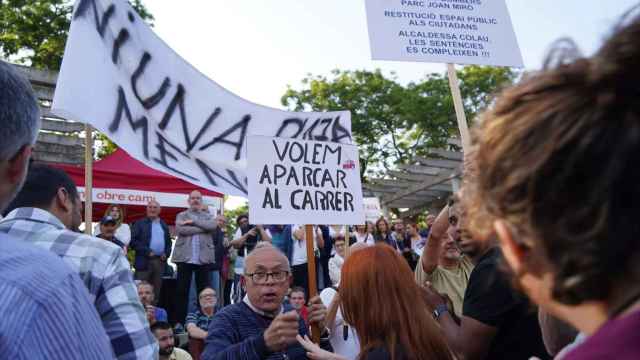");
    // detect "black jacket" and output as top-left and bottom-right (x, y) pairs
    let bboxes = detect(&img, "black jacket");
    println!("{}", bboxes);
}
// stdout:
(130, 217), (172, 271)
